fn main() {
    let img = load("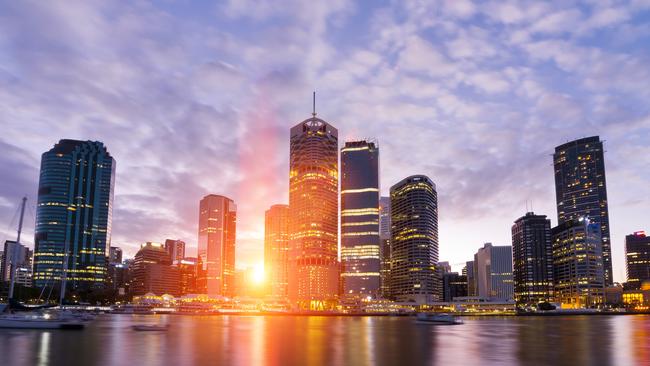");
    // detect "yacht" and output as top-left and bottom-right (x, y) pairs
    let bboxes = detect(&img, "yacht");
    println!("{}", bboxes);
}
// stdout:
(415, 313), (463, 325)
